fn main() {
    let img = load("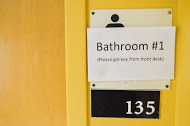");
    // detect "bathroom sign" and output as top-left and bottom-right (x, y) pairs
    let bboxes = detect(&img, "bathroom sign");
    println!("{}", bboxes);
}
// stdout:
(87, 27), (176, 81)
